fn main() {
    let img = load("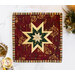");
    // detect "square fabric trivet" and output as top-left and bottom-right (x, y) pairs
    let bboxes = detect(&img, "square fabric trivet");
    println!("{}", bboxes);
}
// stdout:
(12, 13), (62, 63)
